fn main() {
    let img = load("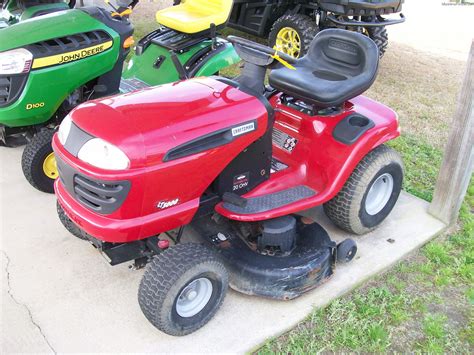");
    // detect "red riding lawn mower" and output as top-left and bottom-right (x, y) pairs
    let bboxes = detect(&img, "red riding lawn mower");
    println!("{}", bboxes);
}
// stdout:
(54, 29), (404, 336)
